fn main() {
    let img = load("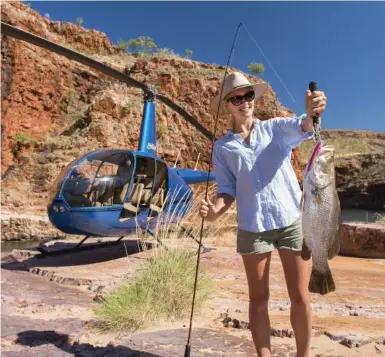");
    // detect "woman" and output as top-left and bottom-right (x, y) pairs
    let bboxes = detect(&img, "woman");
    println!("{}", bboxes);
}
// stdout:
(199, 72), (326, 357)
